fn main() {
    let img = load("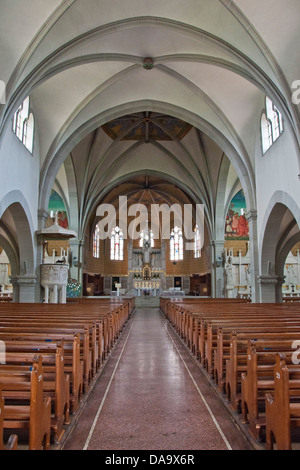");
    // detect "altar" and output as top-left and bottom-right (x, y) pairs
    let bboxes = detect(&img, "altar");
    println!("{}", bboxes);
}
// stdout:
(129, 227), (164, 297)
(133, 279), (161, 296)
